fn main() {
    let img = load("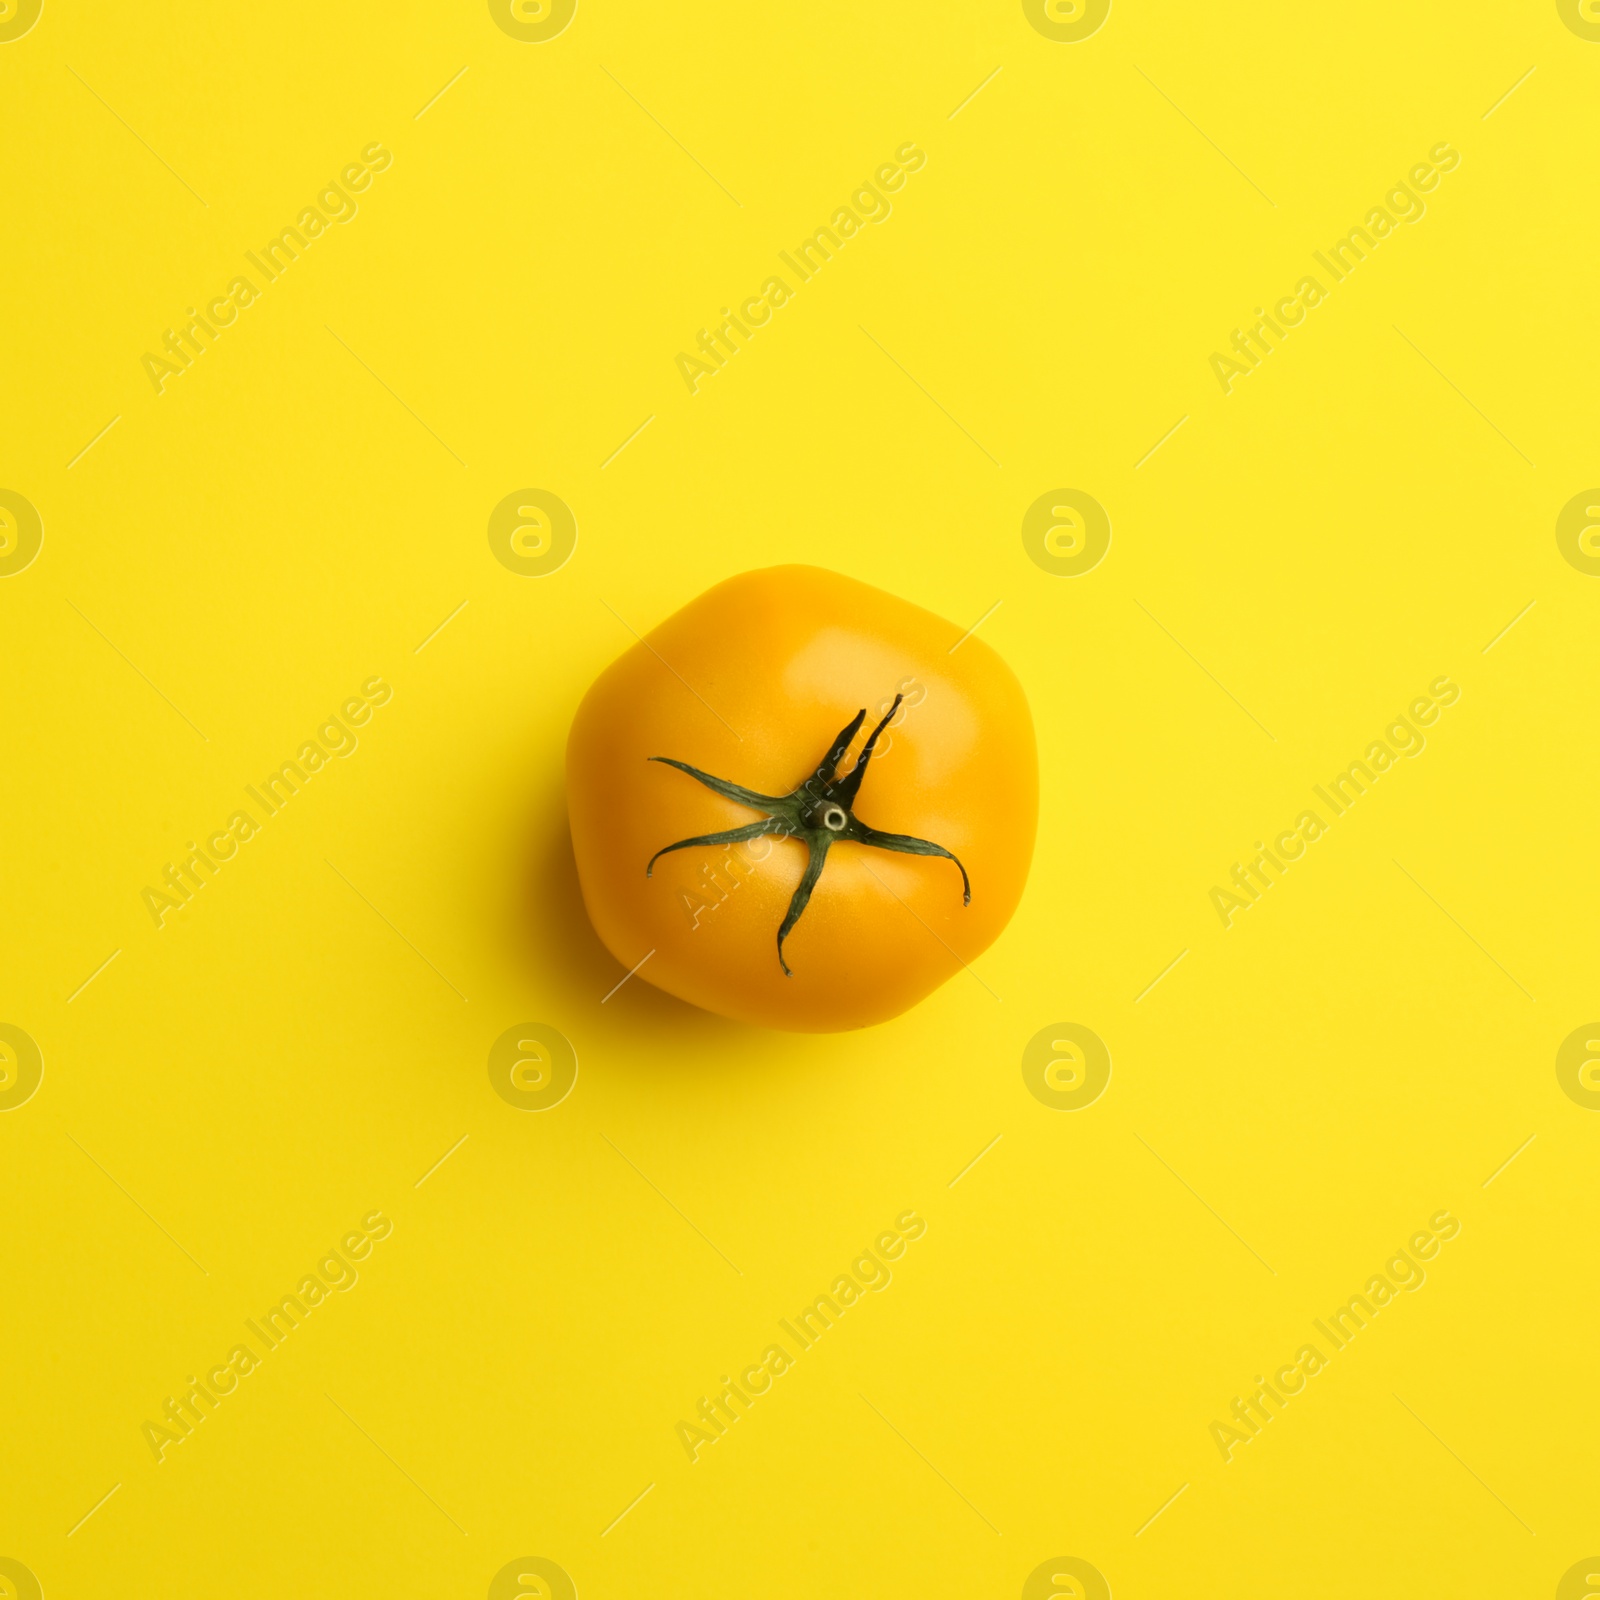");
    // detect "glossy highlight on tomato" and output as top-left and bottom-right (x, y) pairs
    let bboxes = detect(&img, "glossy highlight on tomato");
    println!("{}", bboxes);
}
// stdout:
(566, 566), (1037, 1031)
